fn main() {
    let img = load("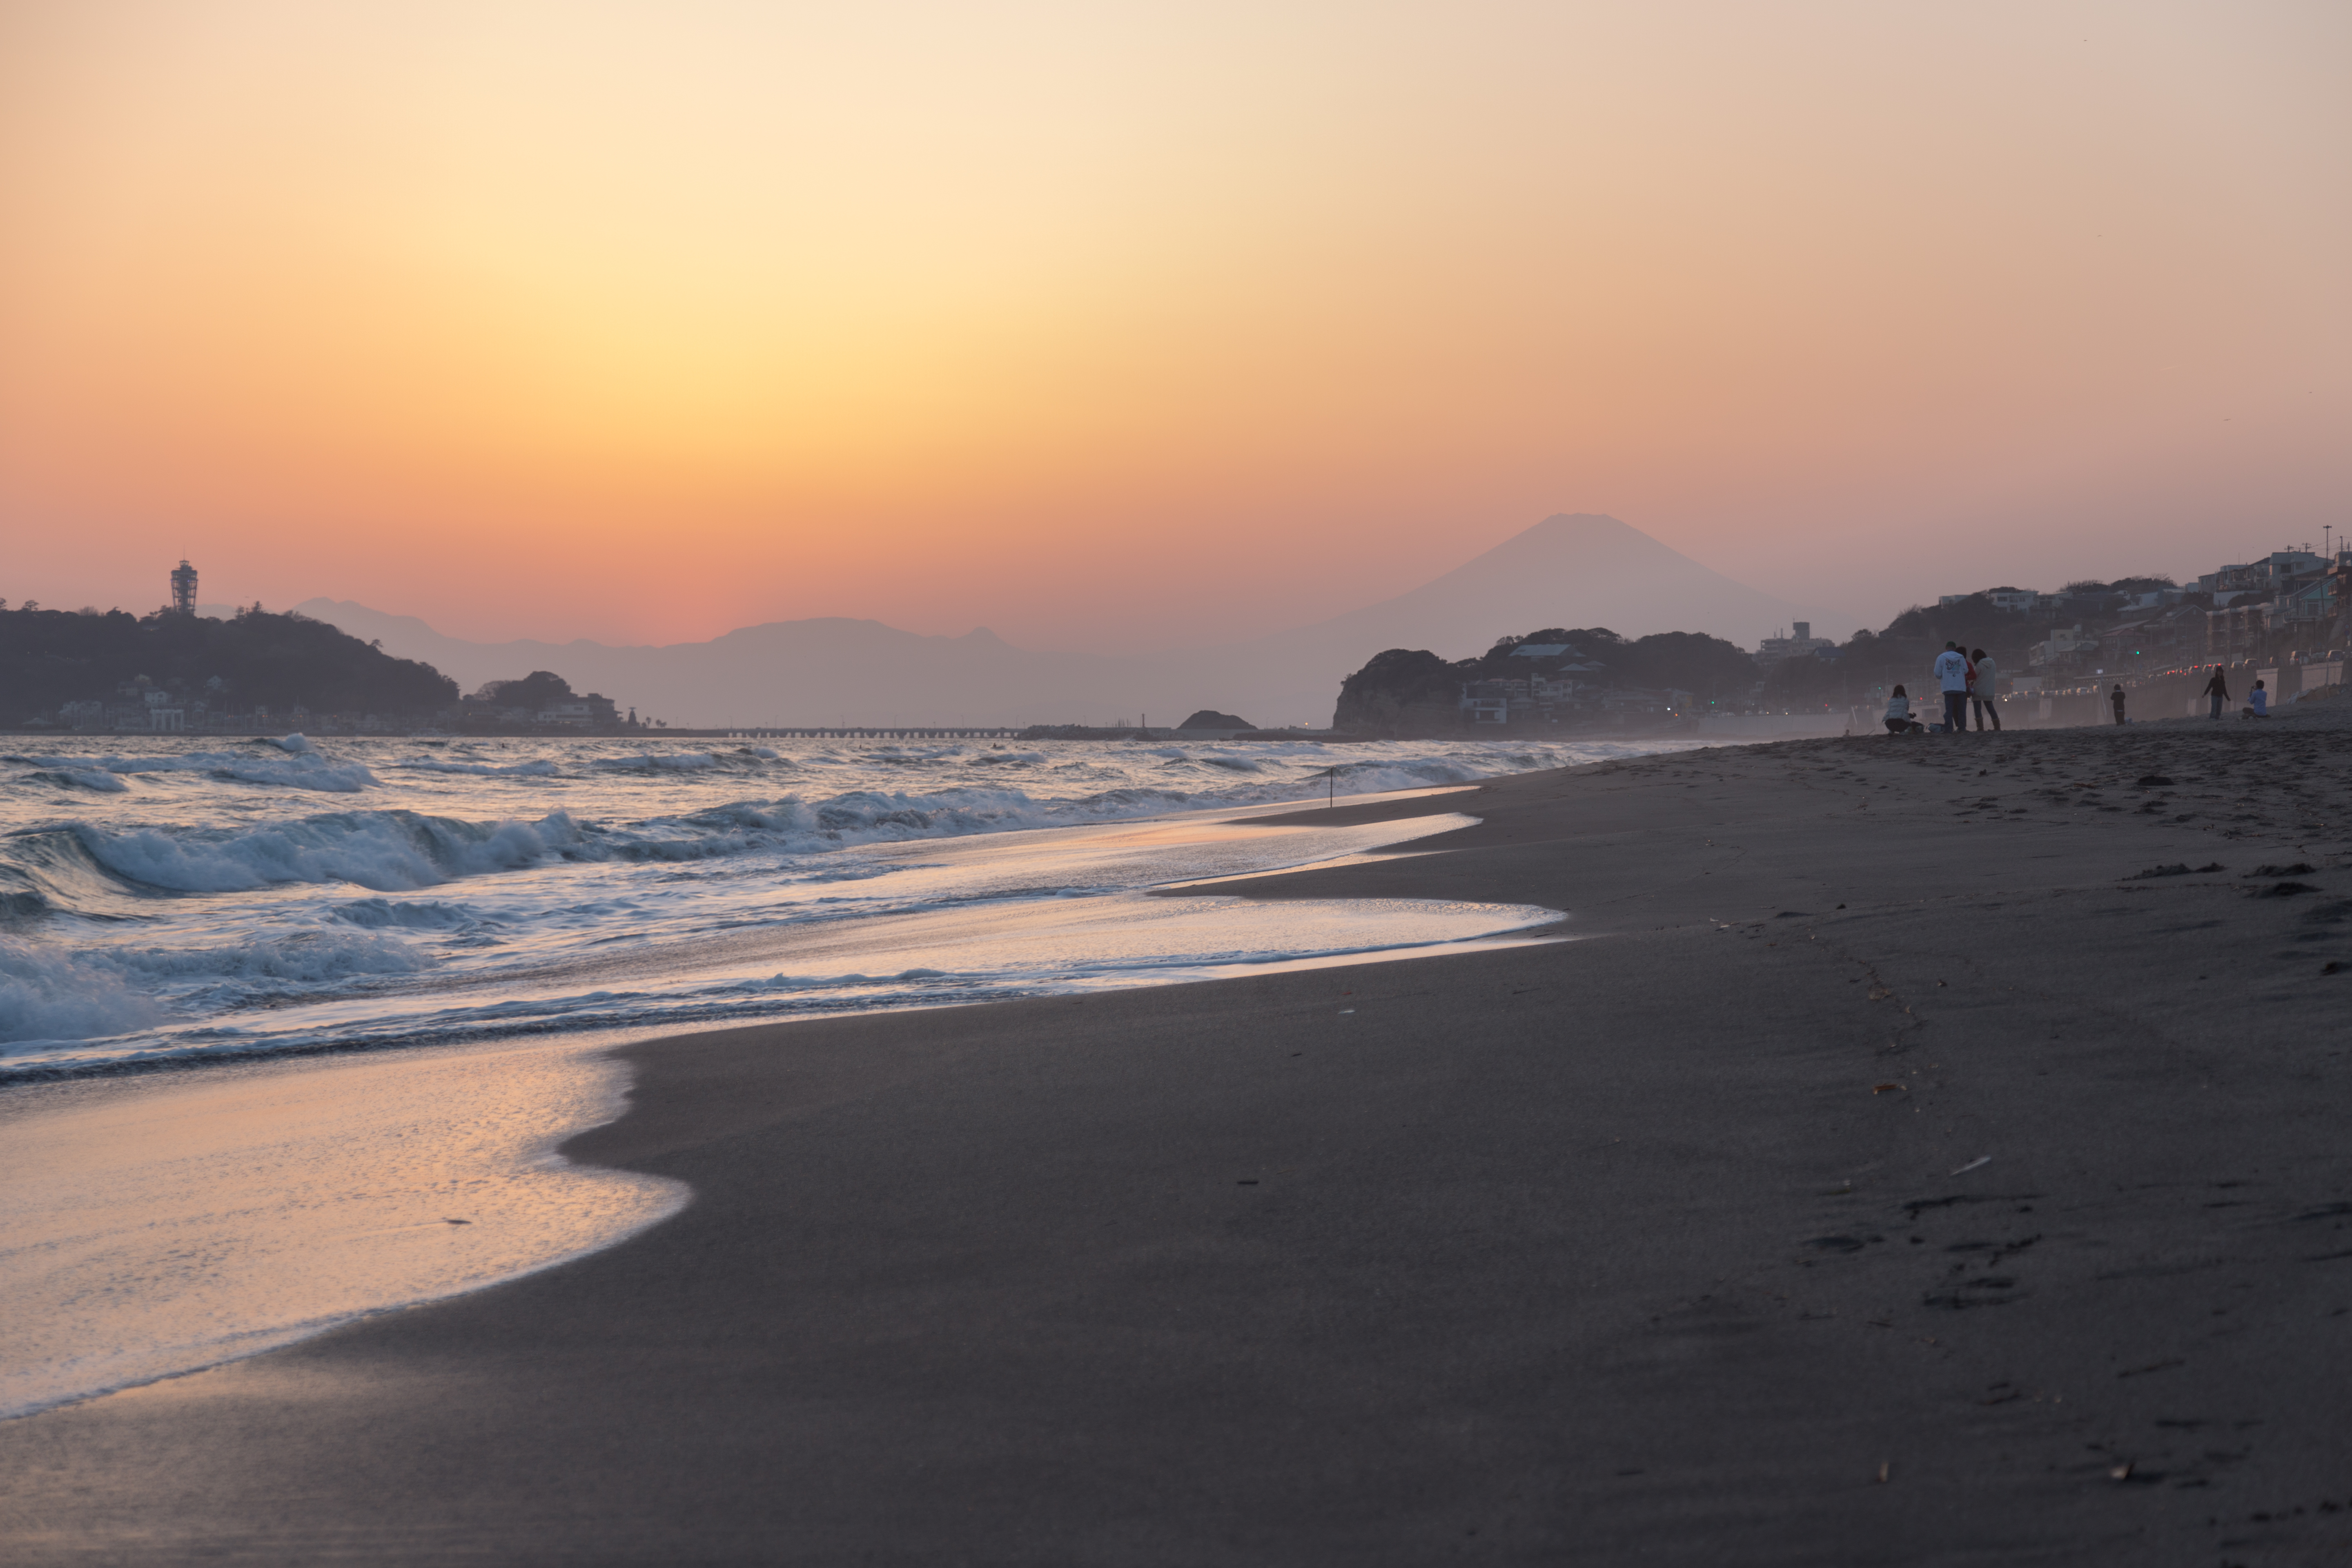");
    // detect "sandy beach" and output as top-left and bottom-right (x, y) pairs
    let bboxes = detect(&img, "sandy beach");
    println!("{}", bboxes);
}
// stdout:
(8, 715), (2352, 1564)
